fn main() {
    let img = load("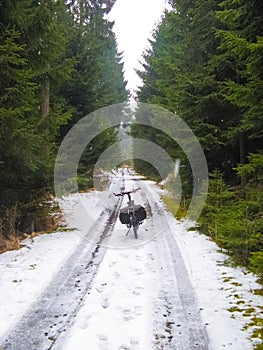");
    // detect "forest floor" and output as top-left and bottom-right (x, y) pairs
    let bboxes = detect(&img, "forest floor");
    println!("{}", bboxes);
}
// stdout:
(0, 170), (262, 350)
